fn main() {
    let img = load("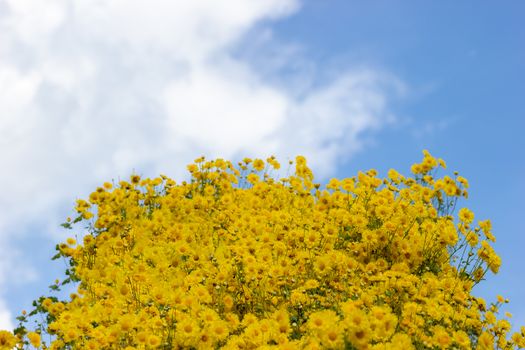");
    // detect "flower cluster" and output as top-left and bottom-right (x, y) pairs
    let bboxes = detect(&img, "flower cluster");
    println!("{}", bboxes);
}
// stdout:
(4, 151), (525, 349)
